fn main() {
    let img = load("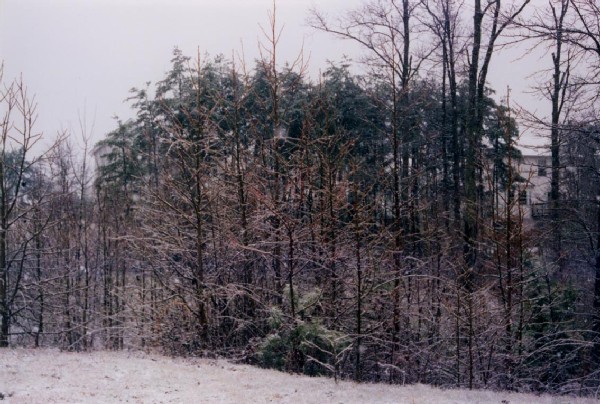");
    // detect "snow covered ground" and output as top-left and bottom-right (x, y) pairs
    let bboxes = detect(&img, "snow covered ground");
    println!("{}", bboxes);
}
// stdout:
(1, 348), (598, 403)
